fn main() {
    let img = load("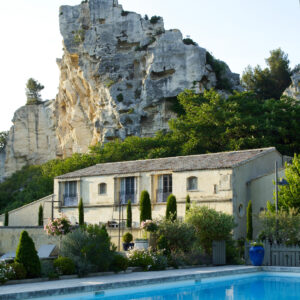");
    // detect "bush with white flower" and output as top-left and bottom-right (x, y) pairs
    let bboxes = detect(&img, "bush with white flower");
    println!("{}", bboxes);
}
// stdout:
(0, 262), (15, 284)
(140, 220), (158, 233)
(44, 215), (71, 236)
